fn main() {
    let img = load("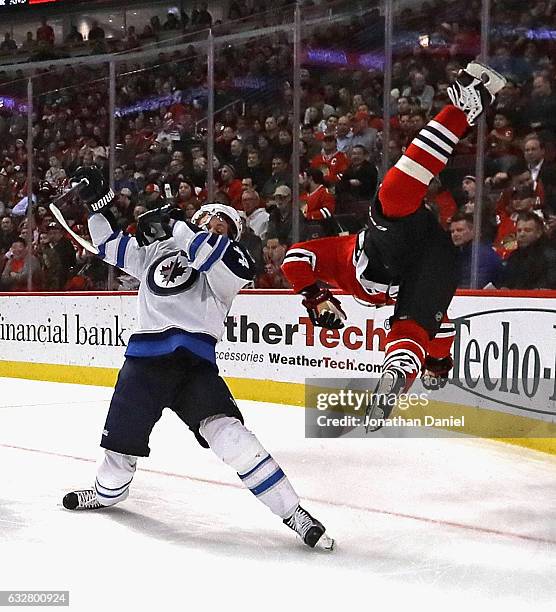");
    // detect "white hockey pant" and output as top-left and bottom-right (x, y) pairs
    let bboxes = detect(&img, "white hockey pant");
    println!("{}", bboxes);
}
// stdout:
(94, 450), (137, 507)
